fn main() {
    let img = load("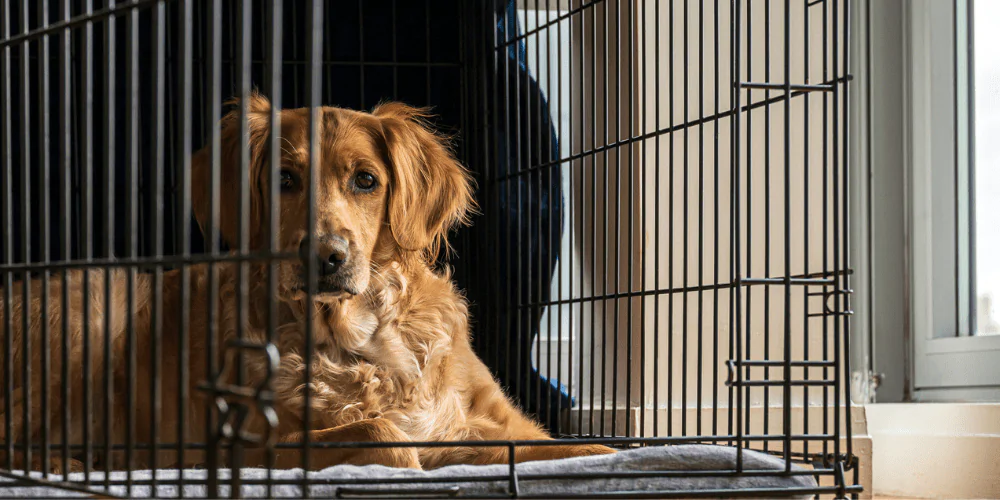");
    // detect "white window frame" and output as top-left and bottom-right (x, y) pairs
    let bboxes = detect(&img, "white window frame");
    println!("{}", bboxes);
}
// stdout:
(907, 0), (1000, 399)
(867, 0), (1000, 402)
